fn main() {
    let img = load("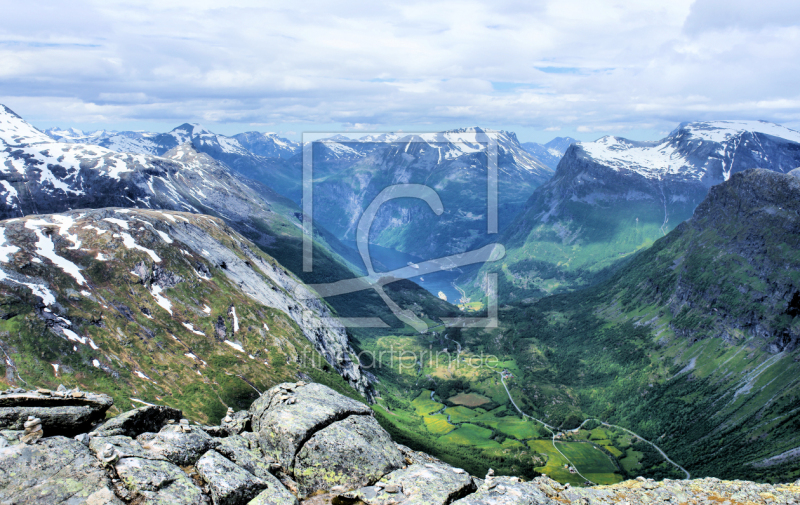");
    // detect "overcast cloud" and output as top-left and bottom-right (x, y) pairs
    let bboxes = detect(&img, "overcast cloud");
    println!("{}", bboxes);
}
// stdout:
(2, 0), (800, 141)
